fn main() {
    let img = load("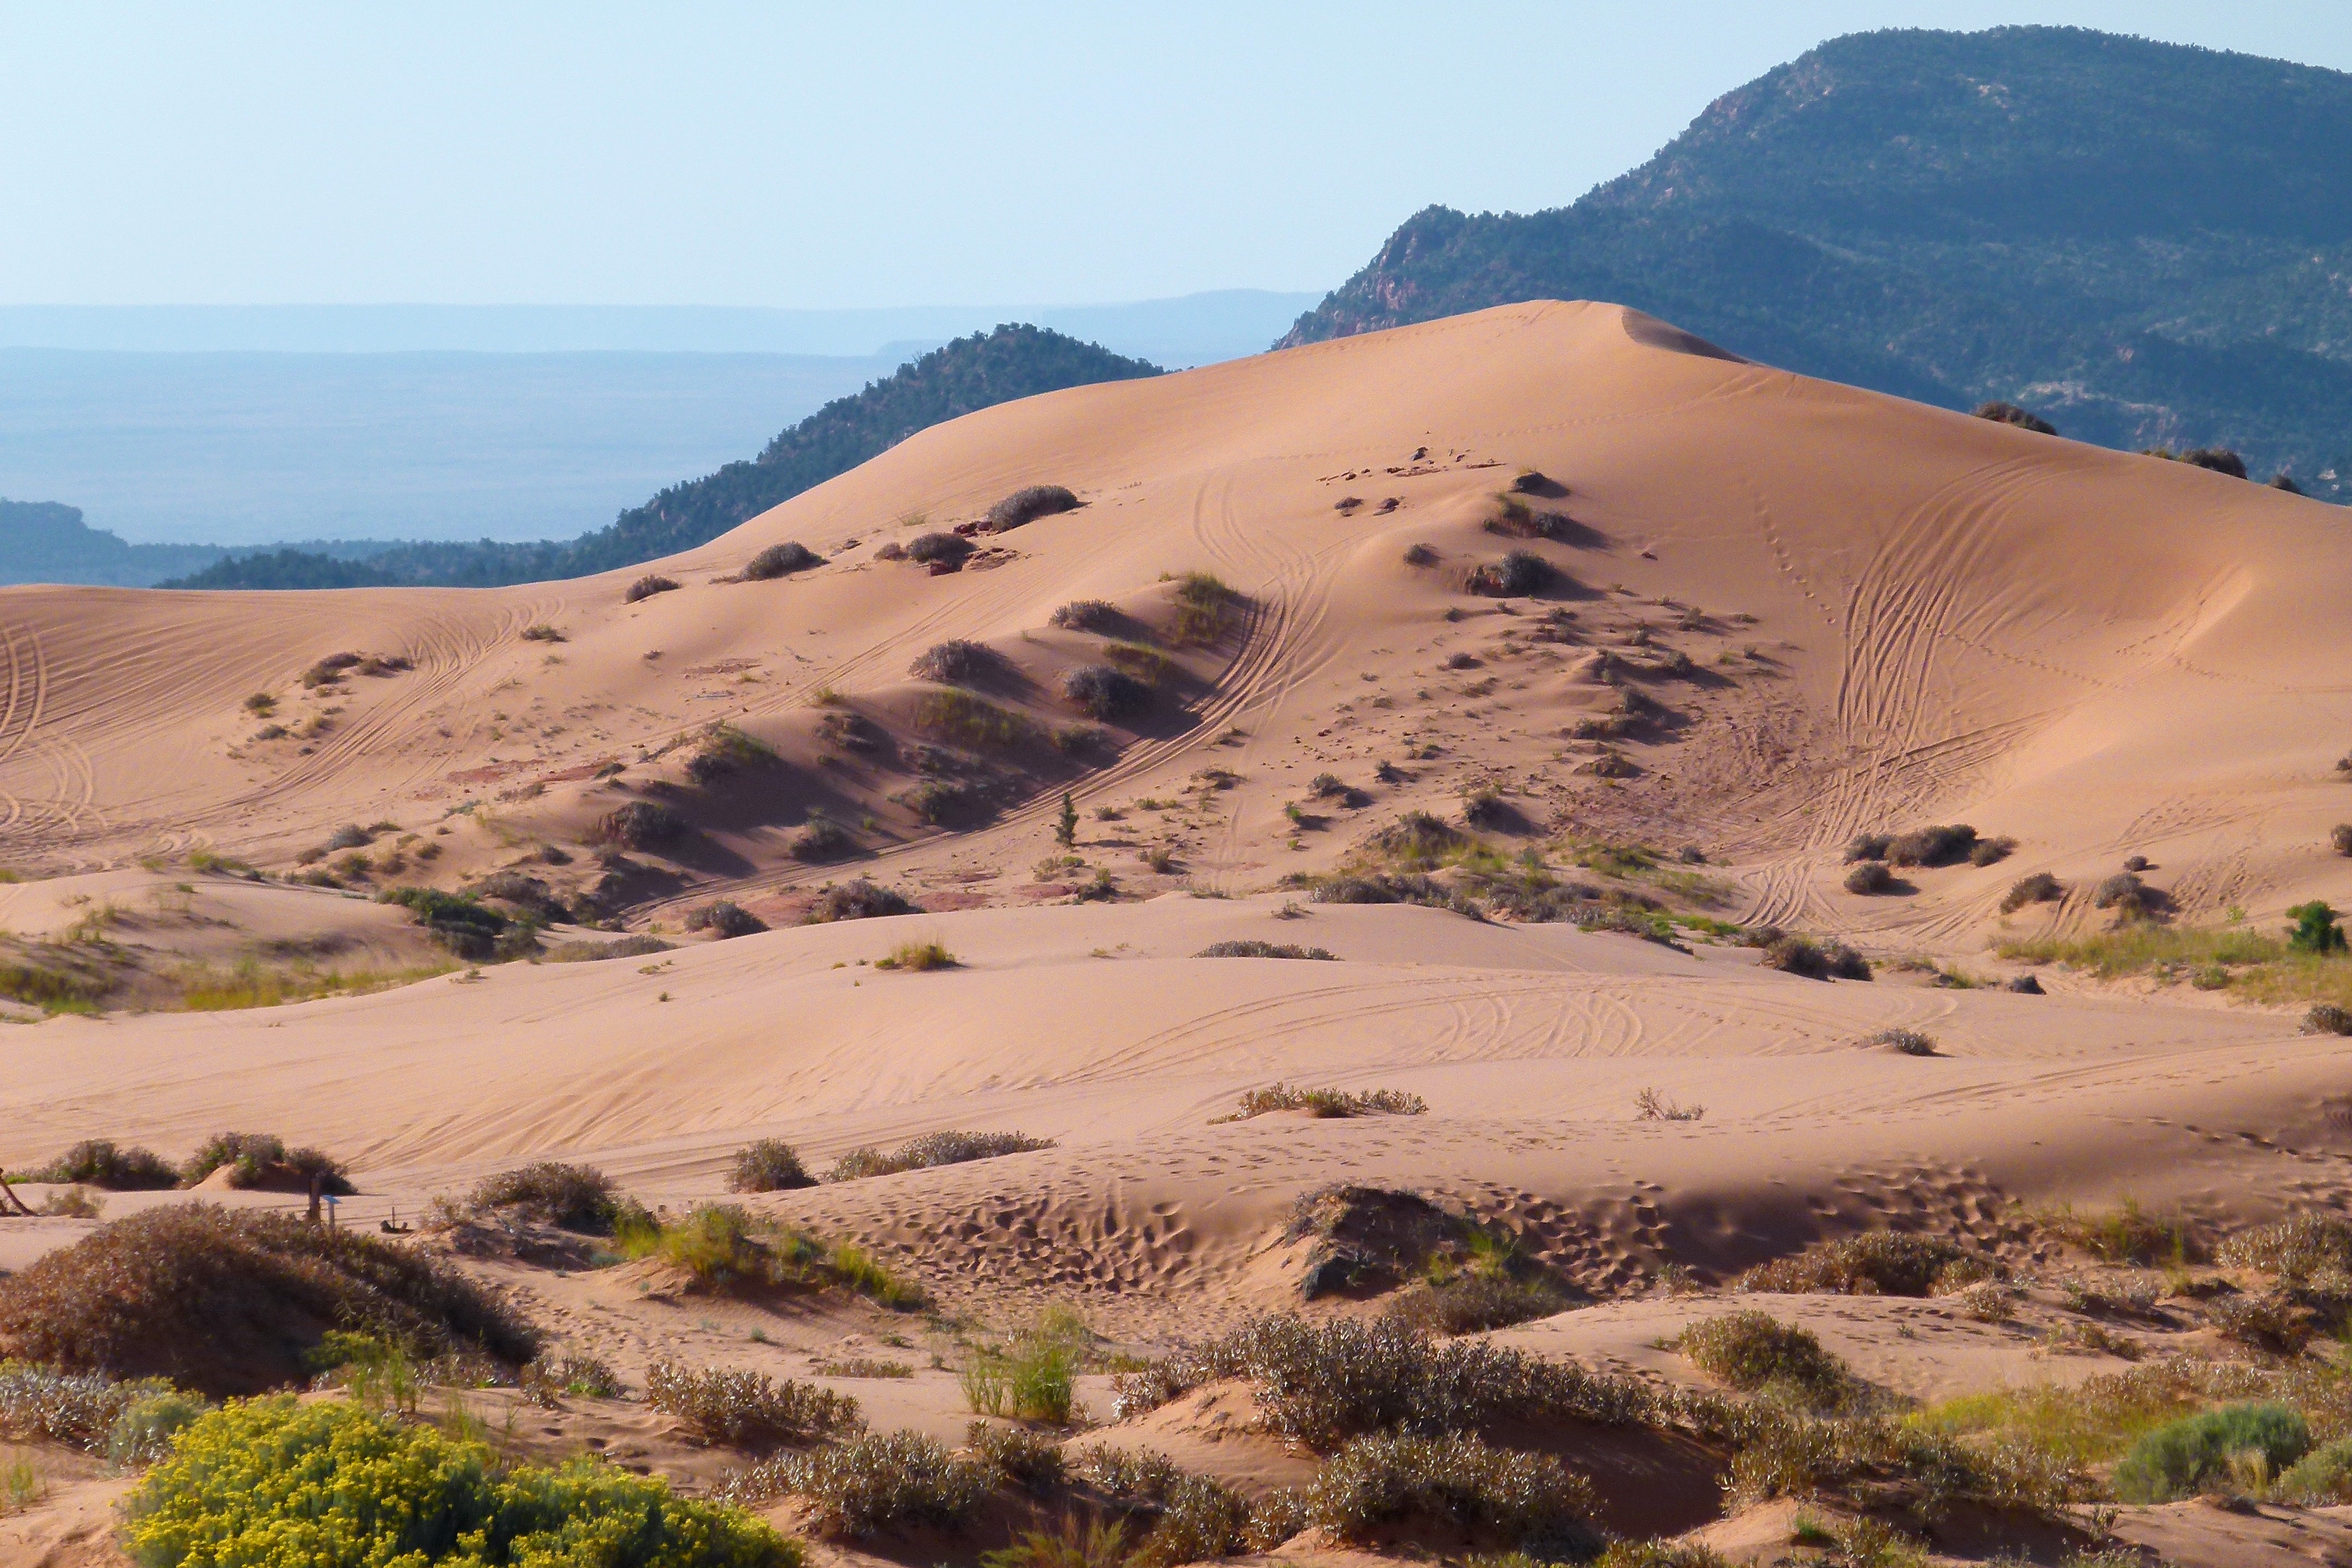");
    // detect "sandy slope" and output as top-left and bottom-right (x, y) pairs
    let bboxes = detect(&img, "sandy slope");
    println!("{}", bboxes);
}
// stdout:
(3, 301), (2345, 946)
(7, 302), (2352, 1564)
